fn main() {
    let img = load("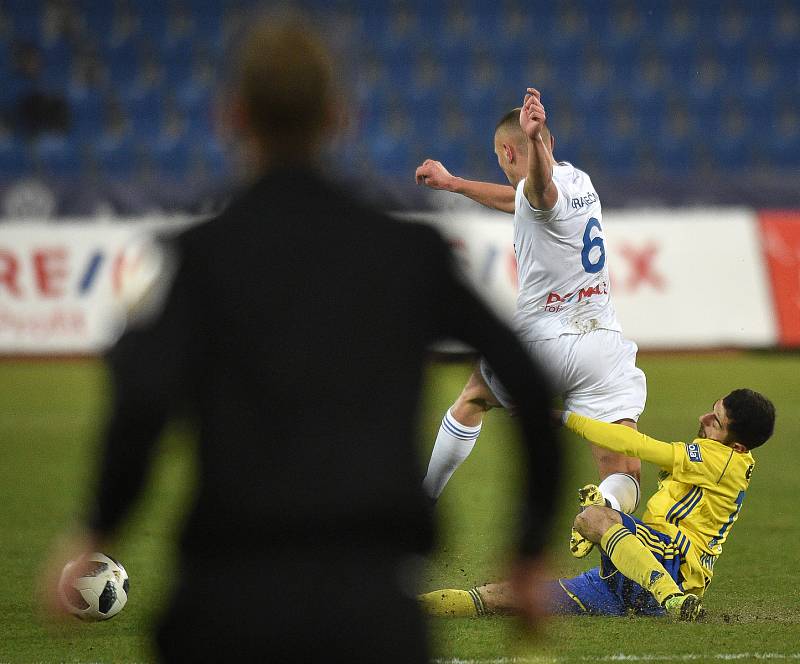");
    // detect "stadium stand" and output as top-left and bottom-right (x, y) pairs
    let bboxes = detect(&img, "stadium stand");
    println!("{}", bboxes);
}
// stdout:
(0, 0), (797, 212)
